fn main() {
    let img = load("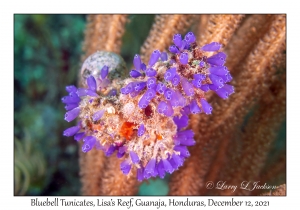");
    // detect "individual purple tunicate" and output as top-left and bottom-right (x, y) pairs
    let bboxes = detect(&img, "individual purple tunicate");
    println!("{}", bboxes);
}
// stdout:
(184, 32), (196, 44)
(199, 61), (205, 68)
(130, 70), (142, 78)
(179, 52), (188, 65)
(100, 65), (109, 79)
(145, 158), (156, 177)
(223, 84), (235, 95)
(92, 109), (105, 121)
(156, 82), (167, 94)
(87, 75), (97, 91)
(107, 89), (117, 96)
(157, 160), (166, 179)
(160, 52), (168, 61)
(74, 132), (85, 141)
(190, 99), (202, 114)
(138, 89), (156, 109)
(138, 124), (145, 137)
(207, 52), (226, 66)
(121, 82), (135, 95)
(82, 136), (96, 153)
(171, 74), (180, 86)
(181, 105), (191, 115)
(226, 73), (233, 82)
(164, 88), (174, 101)
(209, 66), (229, 76)
(208, 84), (219, 91)
(134, 82), (147, 92)
(173, 115), (189, 130)
(130, 90), (139, 98)
(63, 125), (80, 137)
(215, 87), (229, 99)
(173, 34), (182, 48)
(184, 43), (190, 50)
(164, 67), (177, 81)
(192, 73), (206, 88)
(117, 150), (125, 158)
(169, 45), (180, 54)
(66, 85), (77, 93)
(200, 84), (210, 92)
(65, 103), (78, 111)
(170, 91), (186, 107)
(209, 74), (224, 88)
(157, 101), (174, 117)
(145, 68), (157, 77)
(61, 95), (80, 104)
(130, 151), (140, 164)
(85, 89), (99, 97)
(201, 42), (222, 51)
(177, 130), (194, 139)
(120, 159), (131, 175)
(174, 130), (195, 146)
(147, 77), (157, 89)
(105, 145), (116, 156)
(162, 158), (174, 173)
(153, 164), (159, 177)
(181, 77), (195, 96)
(179, 40), (187, 51)
(174, 145), (190, 158)
(171, 153), (184, 168)
(200, 98), (213, 114)
(148, 50), (161, 67)
(140, 63), (146, 71)
(137, 167), (144, 181)
(133, 54), (141, 71)
(64, 107), (80, 122)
